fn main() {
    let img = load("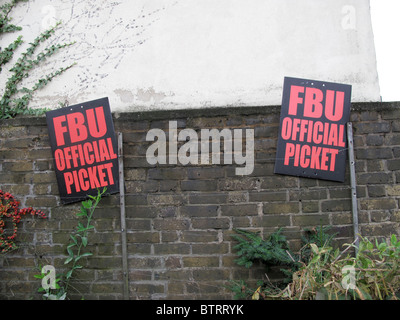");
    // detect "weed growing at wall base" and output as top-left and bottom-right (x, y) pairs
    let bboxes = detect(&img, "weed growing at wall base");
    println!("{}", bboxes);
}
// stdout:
(35, 188), (106, 300)
(233, 230), (400, 300)
(272, 235), (400, 300)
